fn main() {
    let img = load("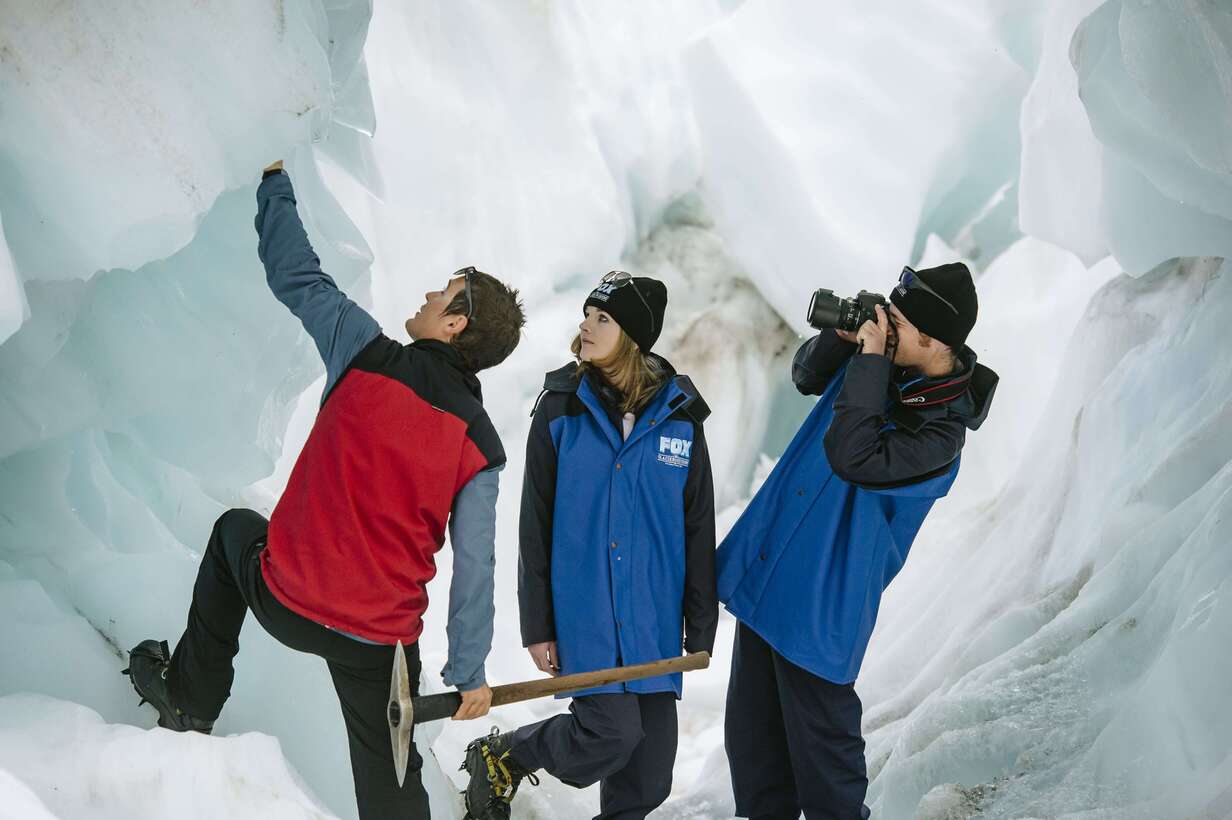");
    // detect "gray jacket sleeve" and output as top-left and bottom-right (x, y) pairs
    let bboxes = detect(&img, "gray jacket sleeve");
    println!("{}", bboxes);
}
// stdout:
(254, 171), (381, 398)
(441, 465), (502, 691)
